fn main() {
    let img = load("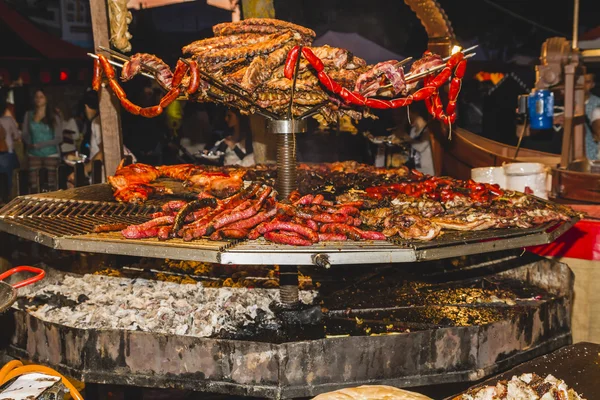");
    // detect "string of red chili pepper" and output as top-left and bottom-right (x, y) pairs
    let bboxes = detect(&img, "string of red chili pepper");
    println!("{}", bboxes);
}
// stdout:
(365, 176), (504, 203)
